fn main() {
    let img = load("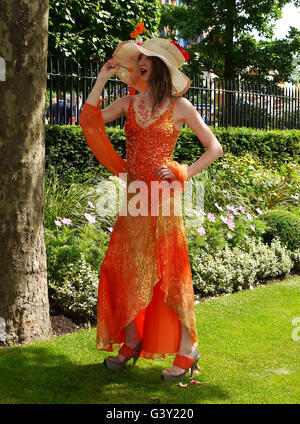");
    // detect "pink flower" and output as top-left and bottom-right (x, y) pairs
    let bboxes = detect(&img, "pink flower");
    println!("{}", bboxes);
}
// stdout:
(190, 380), (199, 385)
(244, 234), (249, 240)
(61, 218), (72, 226)
(84, 213), (96, 224)
(250, 225), (255, 231)
(55, 220), (62, 227)
(226, 205), (235, 211)
(57, 216), (62, 220)
(197, 227), (206, 236)
(226, 211), (233, 219)
(247, 213), (253, 221)
(88, 201), (95, 209)
(227, 220), (235, 230)
(240, 206), (246, 213)
(207, 213), (215, 222)
(227, 232), (233, 239)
